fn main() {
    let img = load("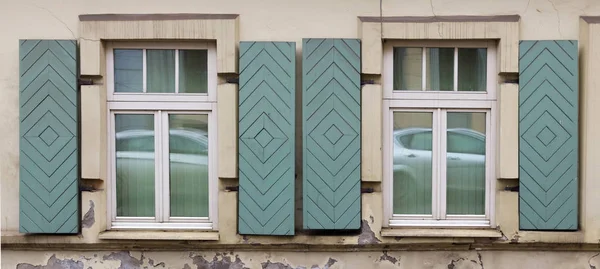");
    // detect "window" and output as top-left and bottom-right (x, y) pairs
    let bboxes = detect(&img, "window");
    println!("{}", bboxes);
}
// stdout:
(106, 42), (217, 230)
(383, 40), (496, 227)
